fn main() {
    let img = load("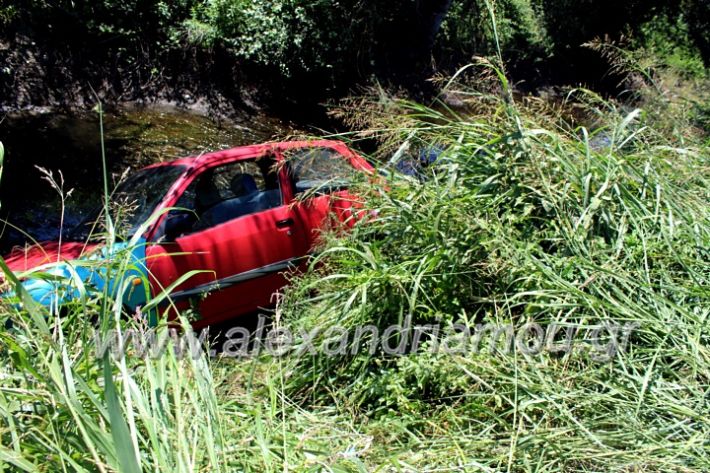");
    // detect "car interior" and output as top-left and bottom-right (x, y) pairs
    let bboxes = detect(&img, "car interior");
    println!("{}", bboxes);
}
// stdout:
(166, 156), (283, 237)
(199, 172), (281, 228)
